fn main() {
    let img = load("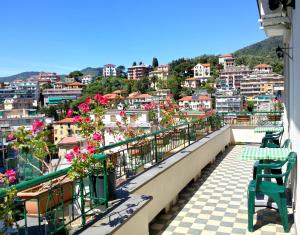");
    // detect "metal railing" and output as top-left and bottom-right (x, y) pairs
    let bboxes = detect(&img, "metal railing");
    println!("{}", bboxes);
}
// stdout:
(218, 111), (283, 126)
(0, 114), (224, 234)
